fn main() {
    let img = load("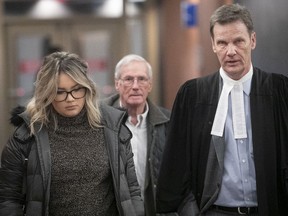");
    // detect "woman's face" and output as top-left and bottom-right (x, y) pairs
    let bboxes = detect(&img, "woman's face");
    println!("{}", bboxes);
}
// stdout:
(52, 72), (86, 117)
